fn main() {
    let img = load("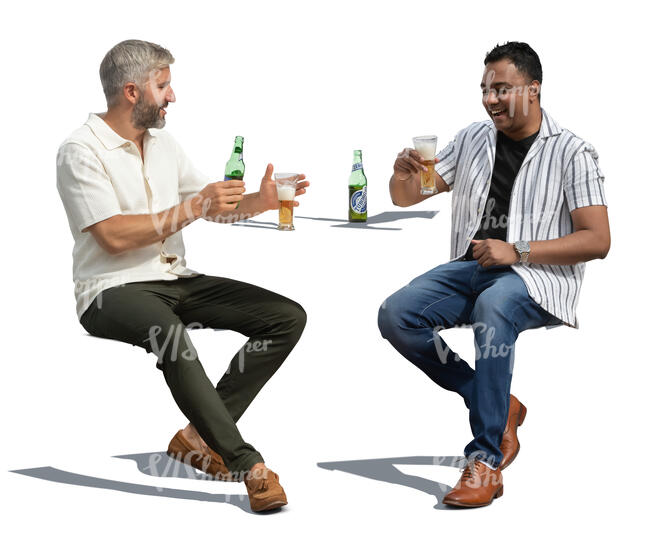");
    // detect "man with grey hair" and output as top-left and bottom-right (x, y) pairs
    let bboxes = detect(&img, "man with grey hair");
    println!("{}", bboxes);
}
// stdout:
(56, 39), (309, 512)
